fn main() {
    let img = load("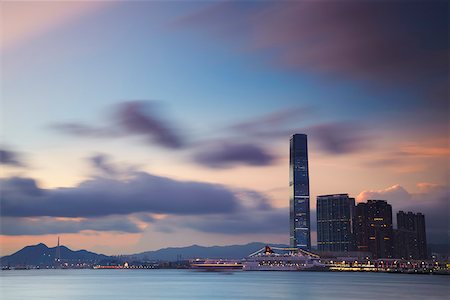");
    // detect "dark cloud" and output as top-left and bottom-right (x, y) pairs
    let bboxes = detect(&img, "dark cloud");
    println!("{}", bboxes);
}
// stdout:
(49, 122), (118, 138)
(193, 141), (276, 168)
(0, 149), (26, 167)
(0, 151), (281, 235)
(226, 107), (312, 141)
(230, 107), (312, 134)
(134, 213), (155, 224)
(0, 216), (142, 236)
(308, 122), (370, 154)
(116, 101), (184, 149)
(235, 190), (272, 211)
(357, 183), (449, 244)
(50, 100), (184, 149)
(226, 107), (372, 155)
(0, 172), (241, 218)
(155, 208), (288, 235)
(2, 177), (43, 197)
(182, 1), (448, 90)
(89, 153), (118, 176)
